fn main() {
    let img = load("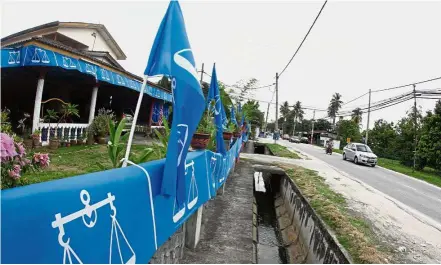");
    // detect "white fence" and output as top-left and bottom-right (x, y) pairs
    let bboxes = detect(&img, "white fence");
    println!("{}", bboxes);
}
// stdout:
(37, 123), (89, 146)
